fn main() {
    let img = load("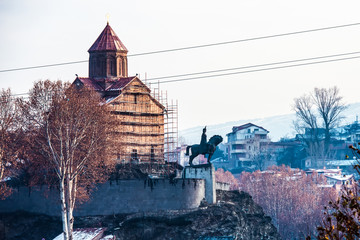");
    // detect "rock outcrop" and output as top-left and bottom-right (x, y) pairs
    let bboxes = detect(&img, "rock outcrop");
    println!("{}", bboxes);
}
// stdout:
(0, 190), (280, 240)
(114, 190), (280, 239)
